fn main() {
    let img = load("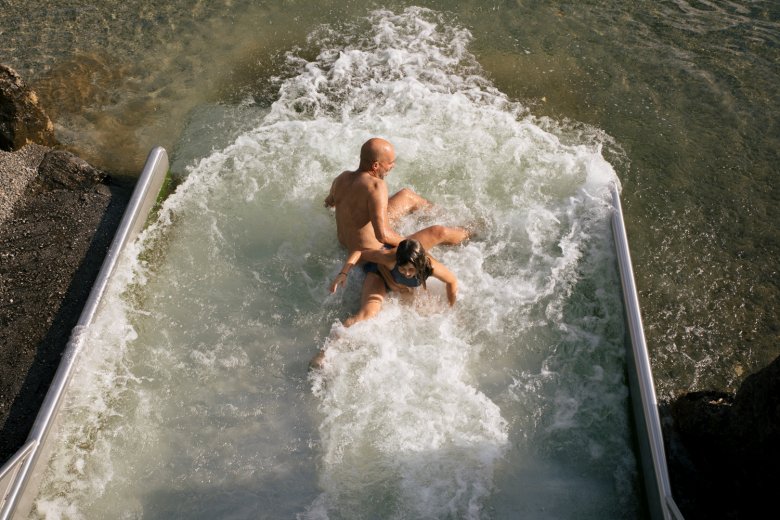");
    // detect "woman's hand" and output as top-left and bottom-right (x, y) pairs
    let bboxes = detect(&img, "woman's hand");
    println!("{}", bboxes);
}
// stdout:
(446, 281), (457, 306)
(330, 272), (348, 293)
(430, 258), (457, 306)
(331, 252), (360, 293)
